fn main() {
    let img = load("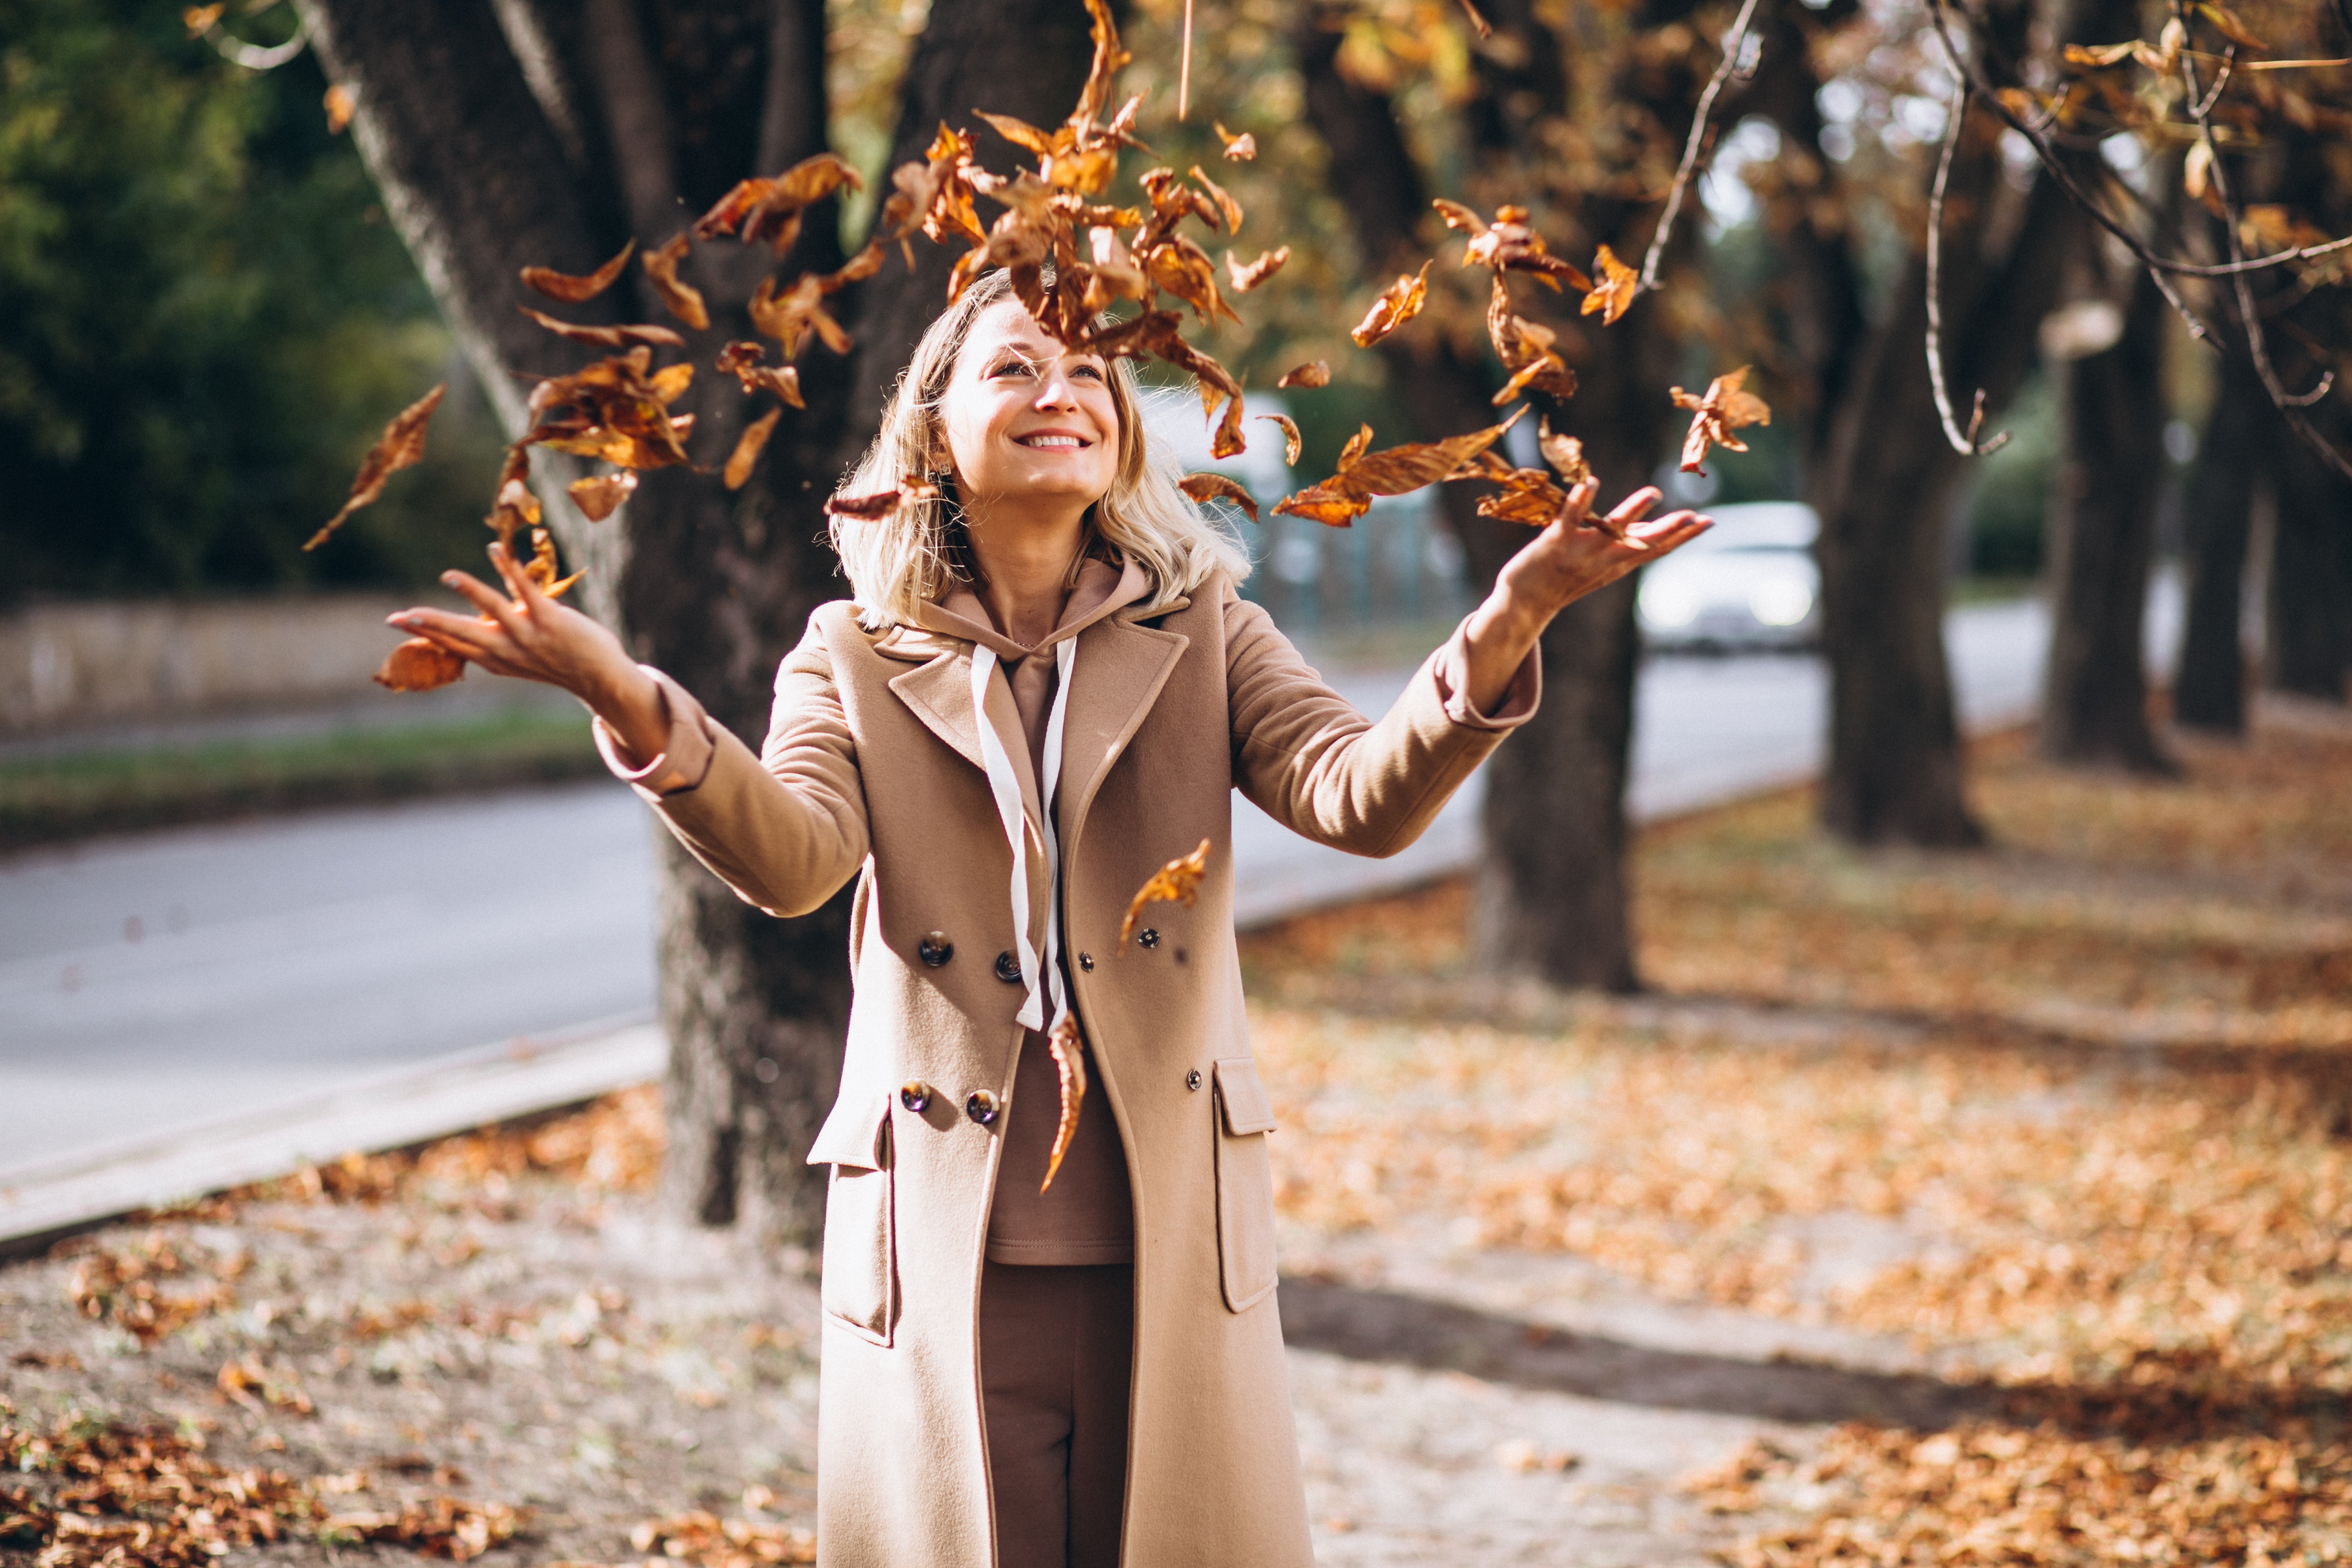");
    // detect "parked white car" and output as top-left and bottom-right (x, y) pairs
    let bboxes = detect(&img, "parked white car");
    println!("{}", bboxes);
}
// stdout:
(1636, 500), (1822, 651)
